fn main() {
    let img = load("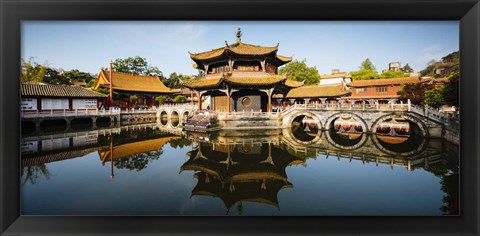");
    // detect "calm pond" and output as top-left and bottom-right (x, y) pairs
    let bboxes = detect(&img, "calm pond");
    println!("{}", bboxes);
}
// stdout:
(21, 124), (459, 216)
